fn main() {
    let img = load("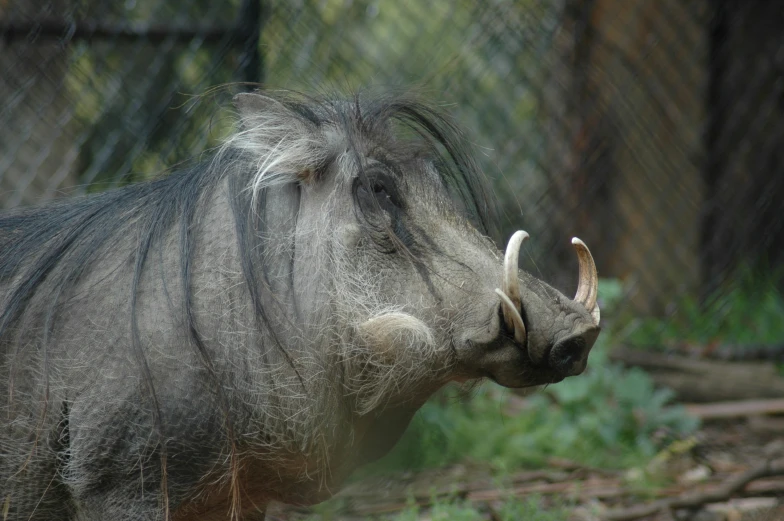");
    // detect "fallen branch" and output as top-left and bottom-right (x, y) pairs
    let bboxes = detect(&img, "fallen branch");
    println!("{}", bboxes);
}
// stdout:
(602, 458), (784, 521)
(663, 342), (784, 362)
(684, 398), (784, 420)
(609, 347), (784, 402)
(745, 477), (784, 495)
